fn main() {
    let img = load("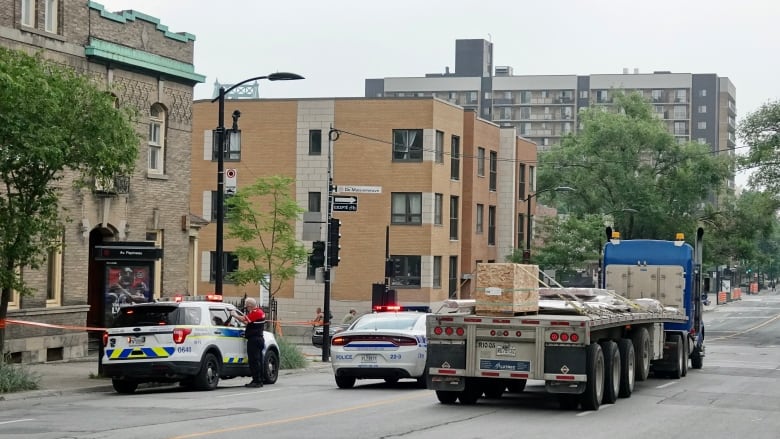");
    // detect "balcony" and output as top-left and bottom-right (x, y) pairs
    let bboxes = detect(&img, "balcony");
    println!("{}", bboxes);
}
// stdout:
(94, 175), (130, 196)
